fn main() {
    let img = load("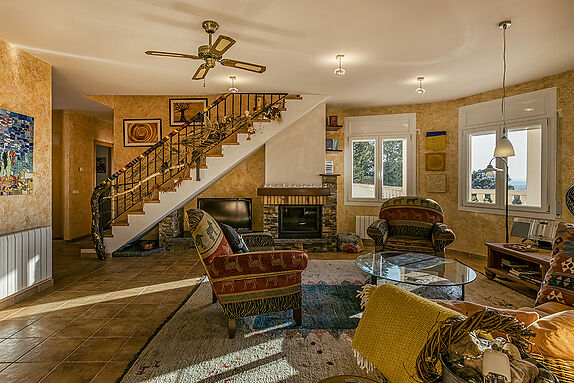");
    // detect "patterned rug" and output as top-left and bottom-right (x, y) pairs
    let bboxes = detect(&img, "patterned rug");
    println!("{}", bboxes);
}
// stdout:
(121, 259), (534, 383)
